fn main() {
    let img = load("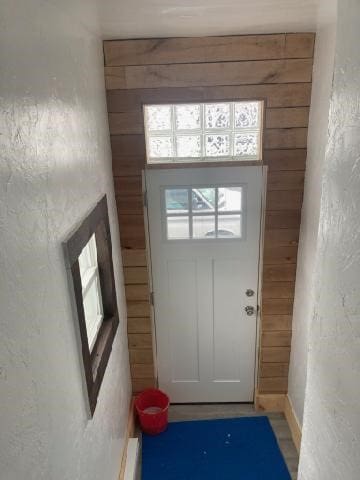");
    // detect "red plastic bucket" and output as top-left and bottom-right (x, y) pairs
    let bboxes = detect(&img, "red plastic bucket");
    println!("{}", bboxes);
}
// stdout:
(135, 388), (169, 435)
